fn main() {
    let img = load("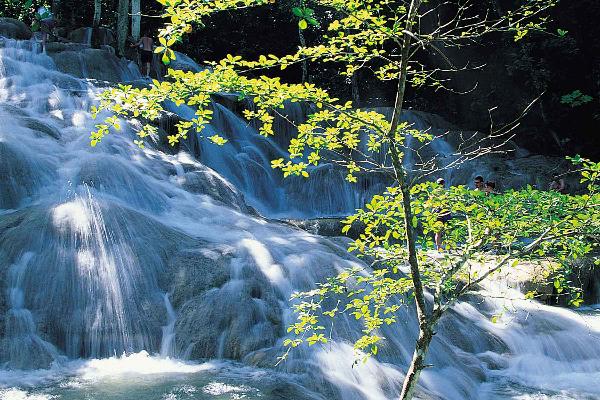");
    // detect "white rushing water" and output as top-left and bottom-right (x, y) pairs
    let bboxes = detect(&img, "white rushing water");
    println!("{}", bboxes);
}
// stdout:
(0, 34), (599, 400)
